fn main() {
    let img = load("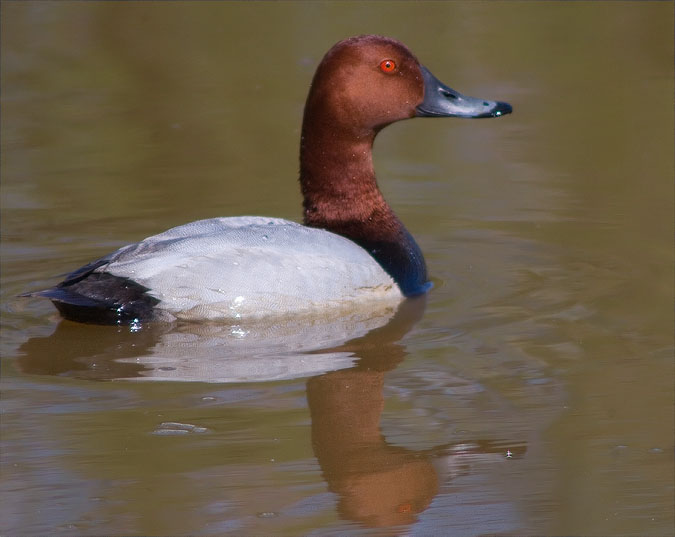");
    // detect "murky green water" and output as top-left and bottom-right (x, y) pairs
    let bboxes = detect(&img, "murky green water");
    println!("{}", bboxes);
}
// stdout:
(2, 2), (673, 536)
